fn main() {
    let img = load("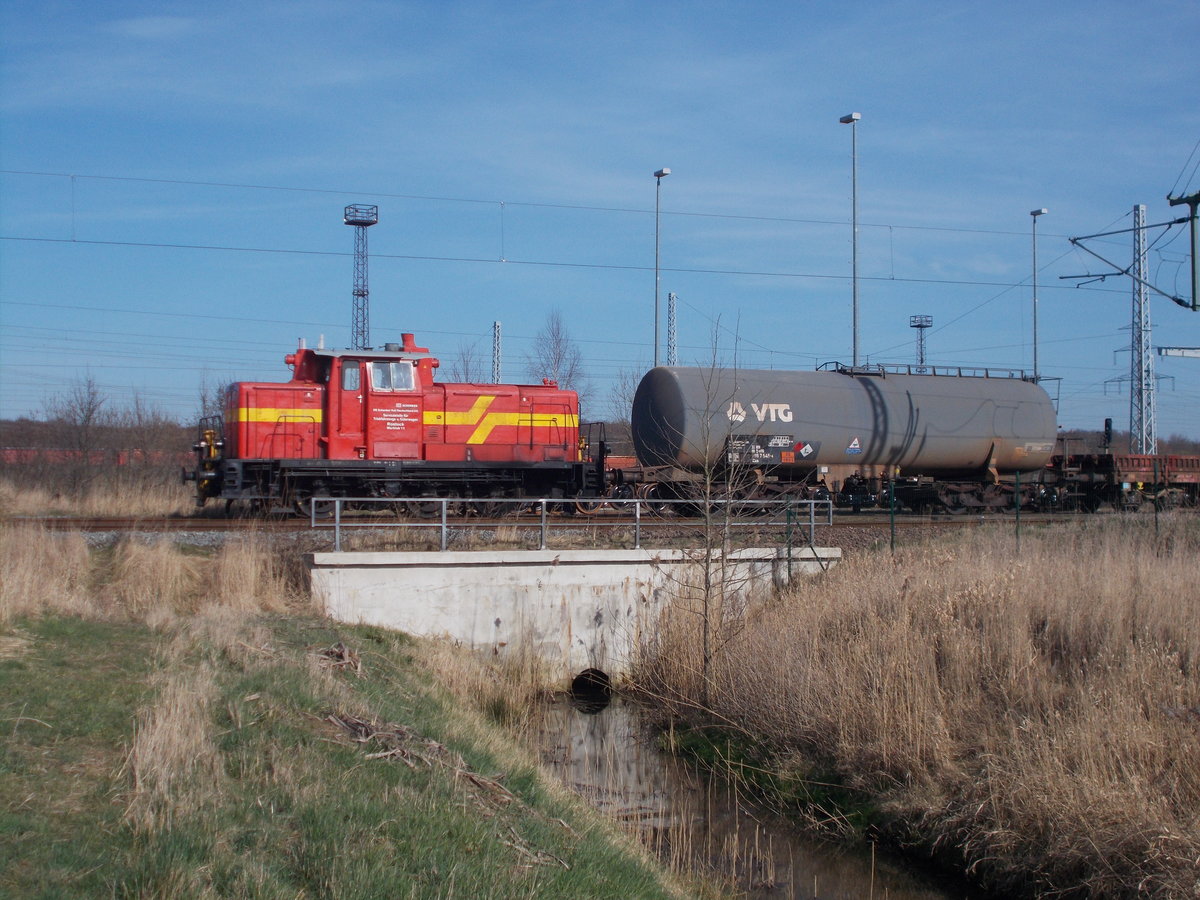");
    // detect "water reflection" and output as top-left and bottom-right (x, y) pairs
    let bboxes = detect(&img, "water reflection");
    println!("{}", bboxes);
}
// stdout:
(538, 697), (974, 900)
